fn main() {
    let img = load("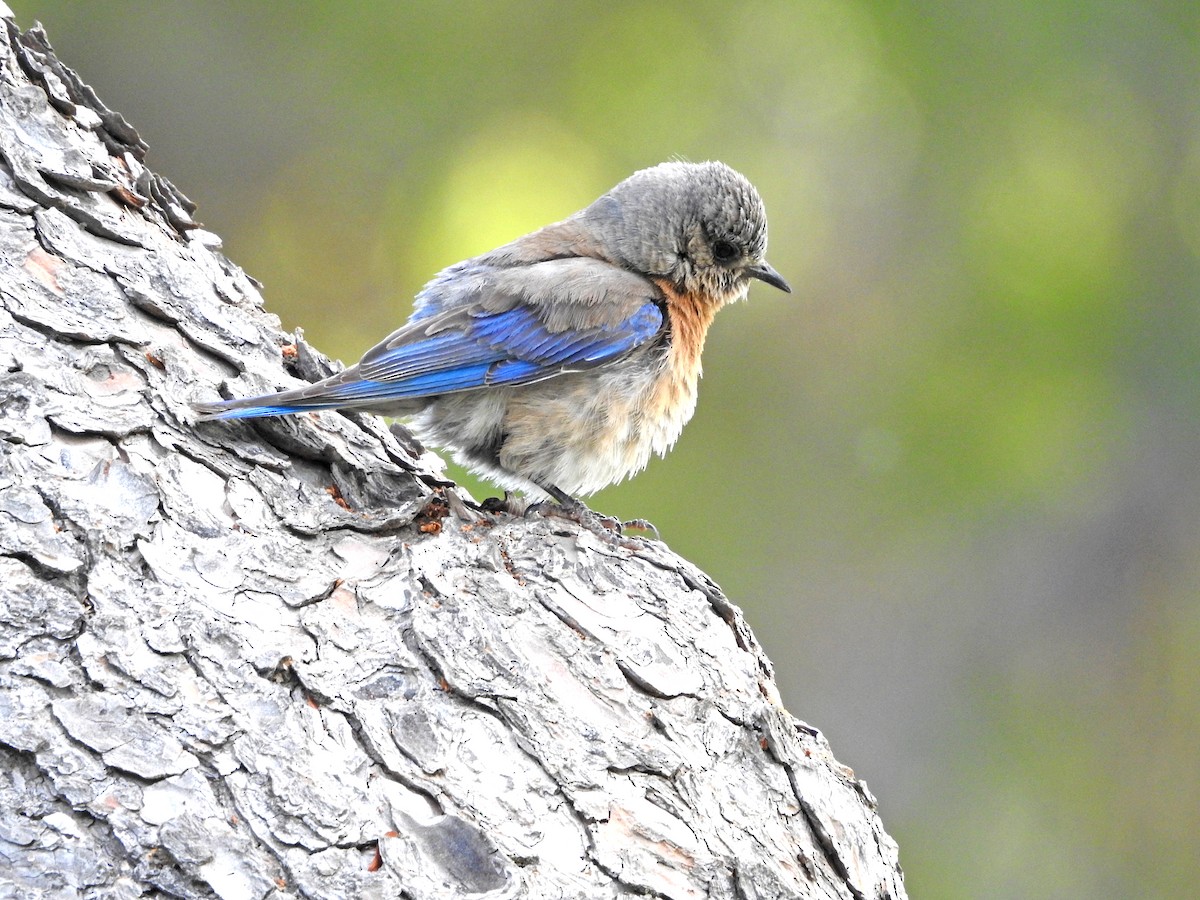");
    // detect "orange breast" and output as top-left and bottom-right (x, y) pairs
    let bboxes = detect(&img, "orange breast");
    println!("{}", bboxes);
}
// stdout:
(640, 279), (724, 453)
(652, 278), (721, 382)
